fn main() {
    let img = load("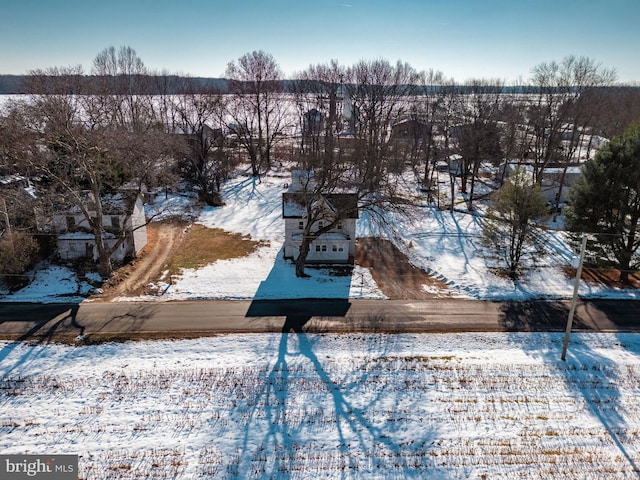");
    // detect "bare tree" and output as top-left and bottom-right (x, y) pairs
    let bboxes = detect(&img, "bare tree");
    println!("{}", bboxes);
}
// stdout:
(452, 79), (504, 210)
(289, 161), (418, 278)
(288, 62), (354, 277)
(288, 59), (422, 276)
(482, 167), (548, 278)
(0, 109), (41, 286)
(290, 60), (347, 166)
(494, 89), (530, 186)
(91, 46), (155, 132)
(434, 79), (463, 211)
(224, 51), (289, 176)
(412, 69), (445, 190)
(170, 77), (230, 205)
(586, 86), (640, 140)
(344, 59), (421, 187)
(527, 56), (616, 187)
(0, 102), (32, 175)
(19, 51), (176, 276)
